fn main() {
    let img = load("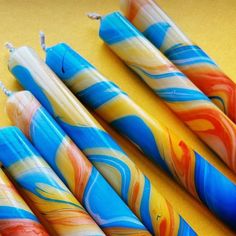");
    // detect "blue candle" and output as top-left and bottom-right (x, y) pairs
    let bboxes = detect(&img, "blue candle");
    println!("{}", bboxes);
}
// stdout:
(6, 89), (151, 236)
(6, 43), (194, 235)
(45, 42), (236, 230)
(6, 45), (151, 235)
(0, 126), (105, 236)
(94, 12), (236, 176)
